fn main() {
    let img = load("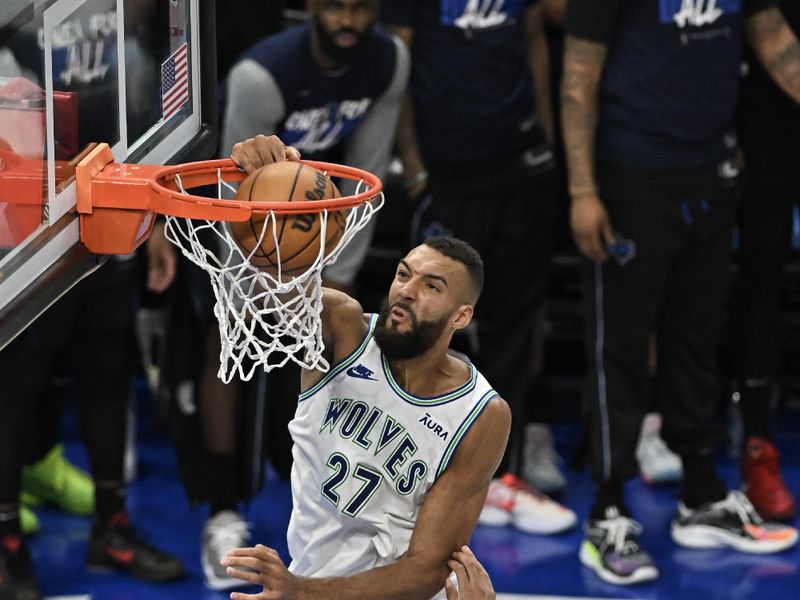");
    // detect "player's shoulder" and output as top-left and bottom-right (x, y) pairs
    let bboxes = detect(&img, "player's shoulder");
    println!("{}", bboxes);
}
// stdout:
(368, 25), (401, 53)
(445, 395), (510, 478)
(322, 289), (368, 333)
(361, 26), (406, 74)
(321, 289), (371, 361)
(466, 394), (511, 449)
(482, 395), (511, 427)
